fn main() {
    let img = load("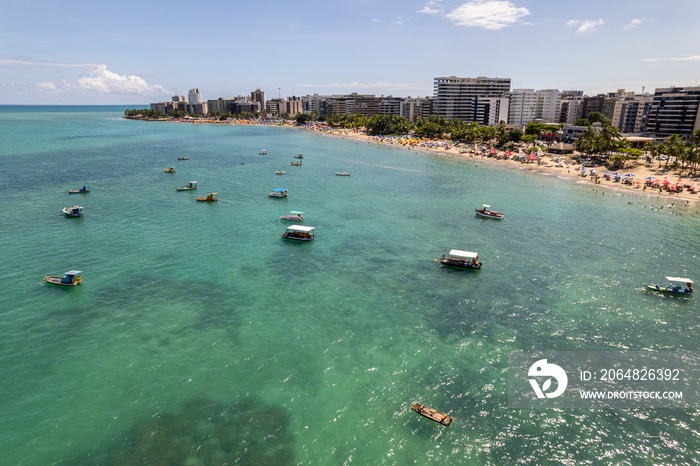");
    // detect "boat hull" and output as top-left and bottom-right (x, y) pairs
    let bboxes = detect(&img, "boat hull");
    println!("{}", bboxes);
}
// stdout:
(281, 234), (313, 241)
(440, 259), (481, 269)
(280, 216), (303, 220)
(43, 276), (81, 286)
(475, 210), (503, 219)
(646, 284), (692, 295)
